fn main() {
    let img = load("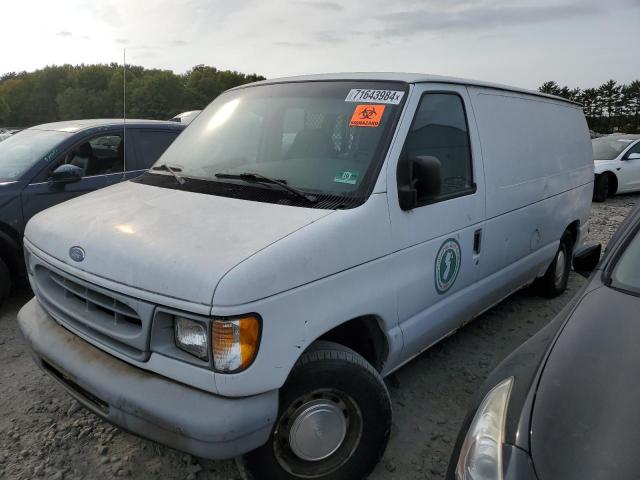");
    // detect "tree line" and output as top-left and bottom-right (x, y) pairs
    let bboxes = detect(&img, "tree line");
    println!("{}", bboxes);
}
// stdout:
(0, 64), (265, 128)
(2, 64), (638, 134)
(539, 80), (640, 134)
